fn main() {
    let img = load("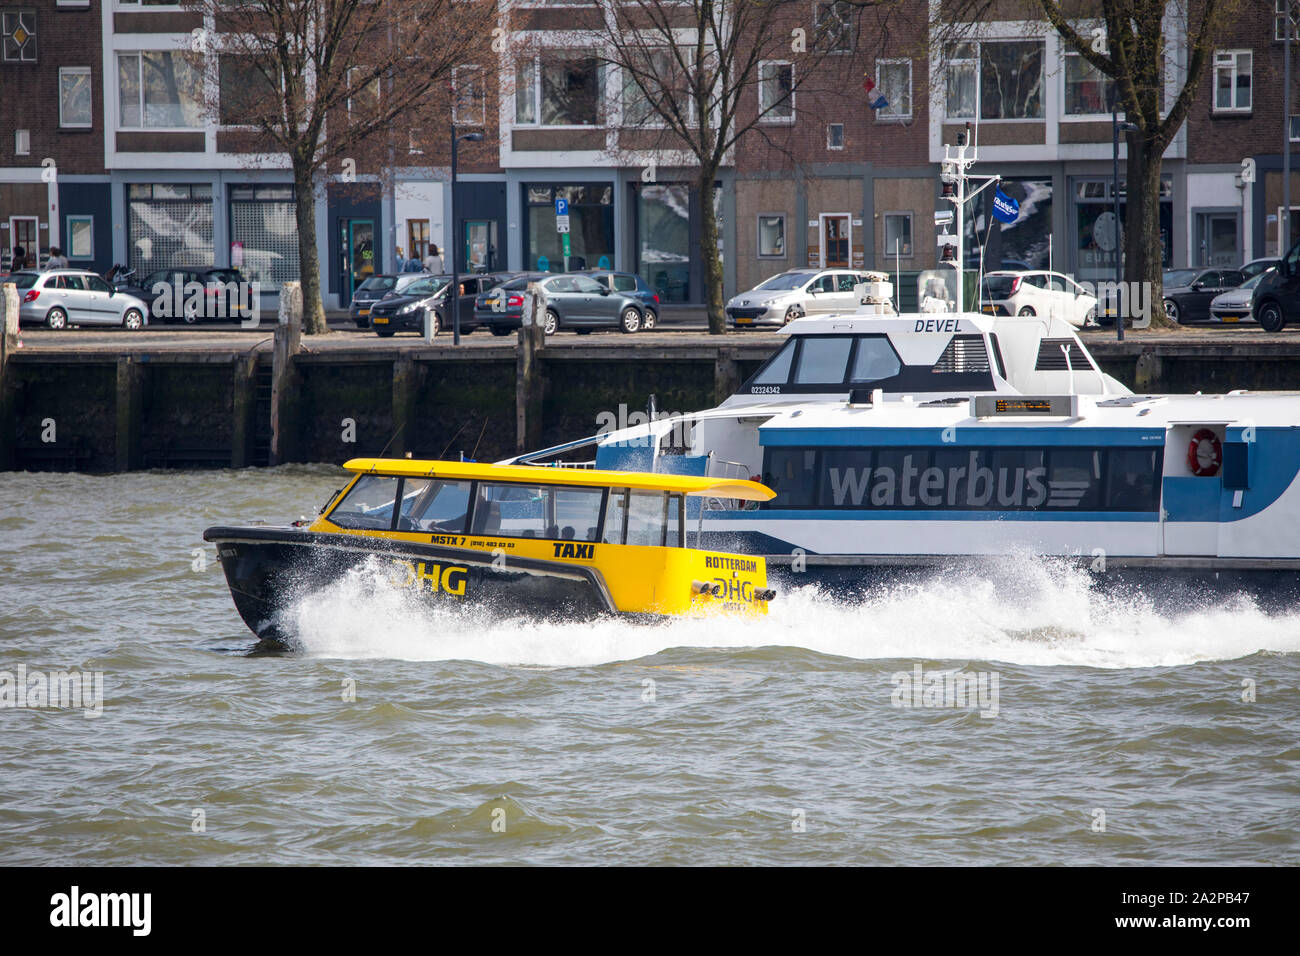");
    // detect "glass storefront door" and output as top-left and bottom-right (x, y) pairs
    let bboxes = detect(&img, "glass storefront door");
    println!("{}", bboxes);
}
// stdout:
(637, 184), (691, 302)
(465, 219), (497, 272)
(523, 184), (614, 273)
(339, 218), (375, 300)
